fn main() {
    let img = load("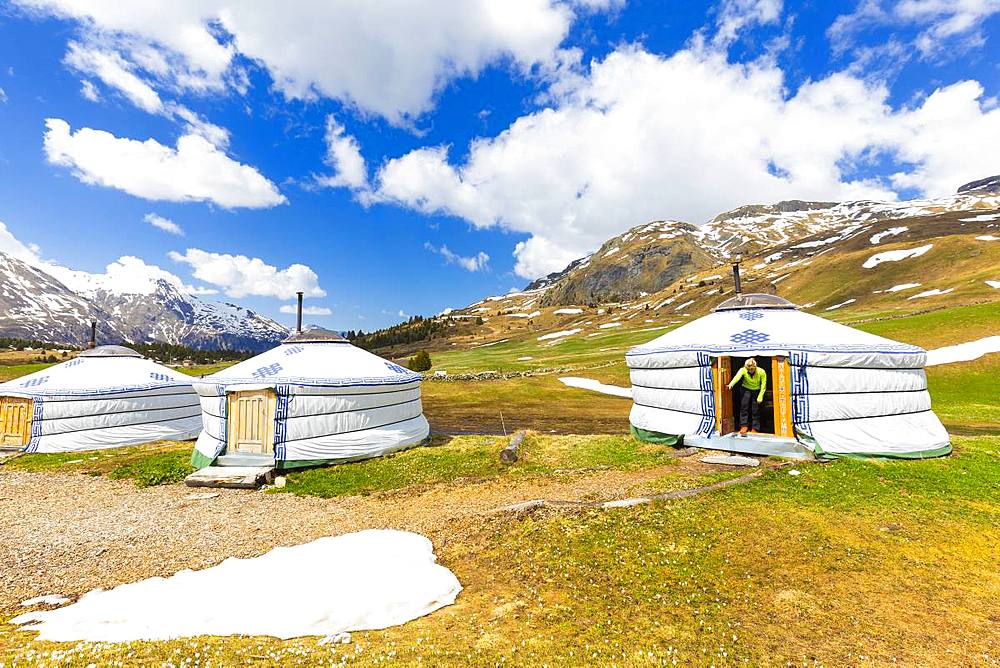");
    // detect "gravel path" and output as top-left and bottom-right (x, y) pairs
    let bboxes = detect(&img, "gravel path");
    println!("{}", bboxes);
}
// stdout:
(0, 457), (740, 611)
